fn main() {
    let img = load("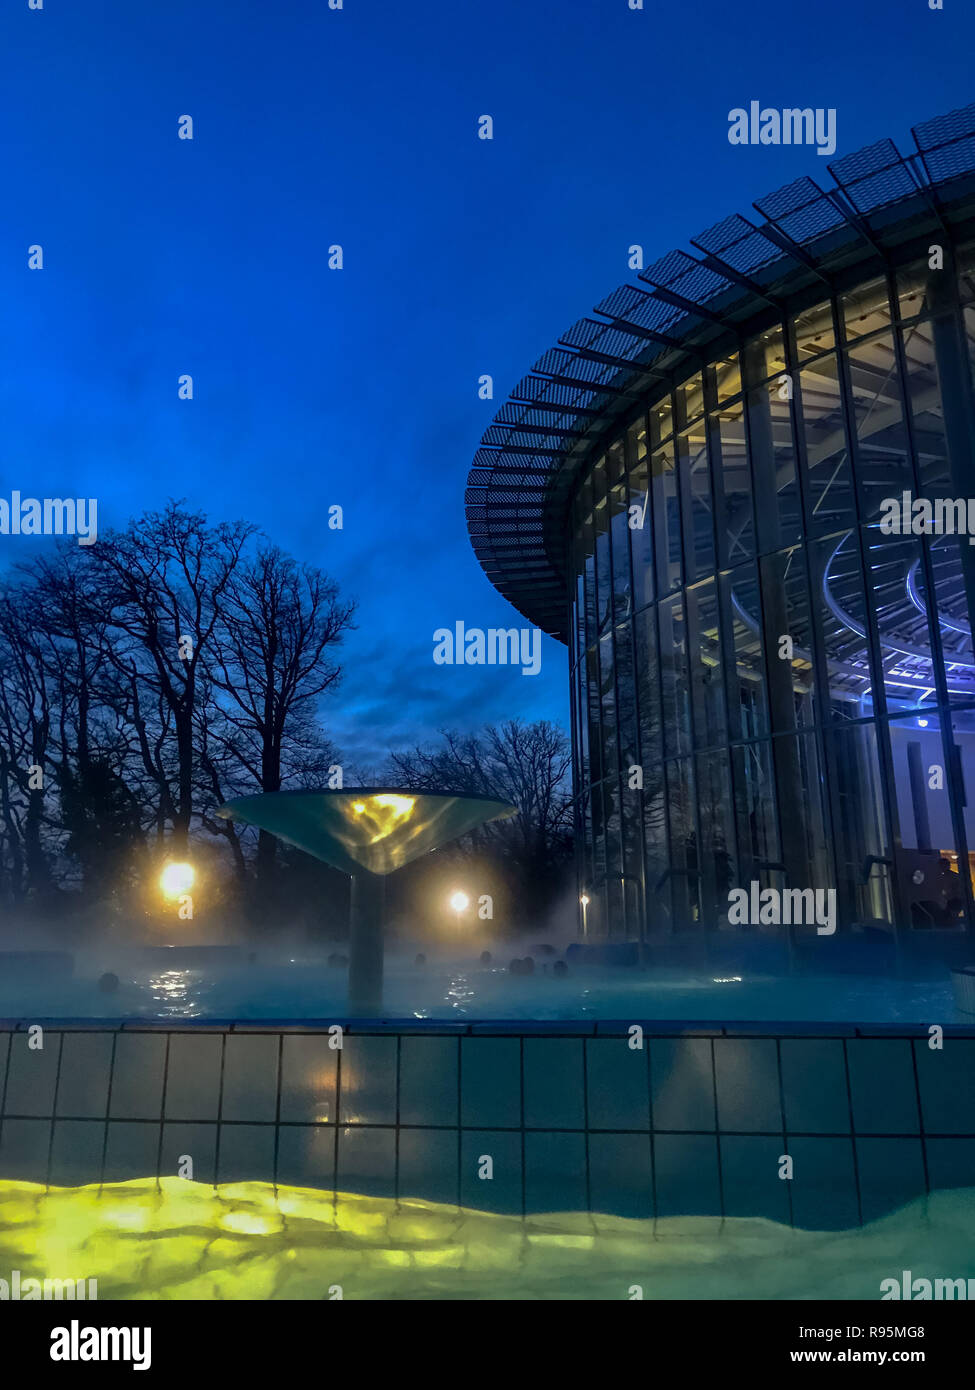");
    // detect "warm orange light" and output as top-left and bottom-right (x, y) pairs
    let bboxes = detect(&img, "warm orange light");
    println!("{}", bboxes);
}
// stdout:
(159, 862), (195, 898)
